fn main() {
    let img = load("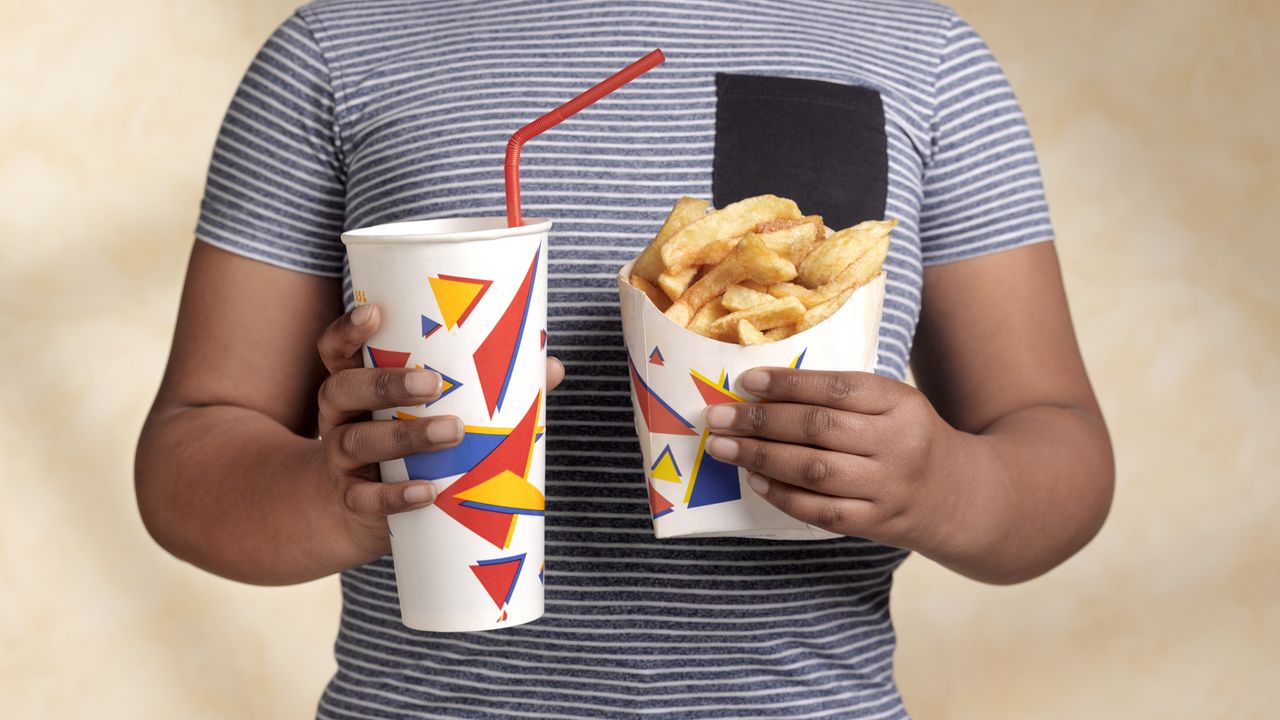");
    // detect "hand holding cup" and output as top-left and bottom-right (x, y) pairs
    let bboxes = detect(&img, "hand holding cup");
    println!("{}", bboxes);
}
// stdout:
(315, 303), (564, 565)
